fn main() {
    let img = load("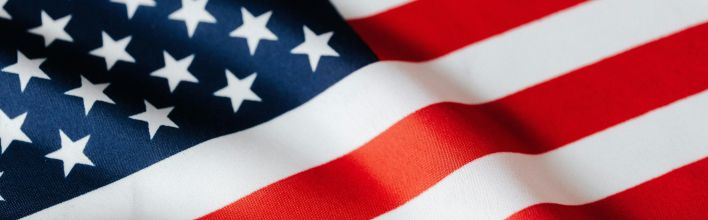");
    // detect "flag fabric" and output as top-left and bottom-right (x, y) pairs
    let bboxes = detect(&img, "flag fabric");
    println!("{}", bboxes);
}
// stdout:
(0, 0), (707, 219)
